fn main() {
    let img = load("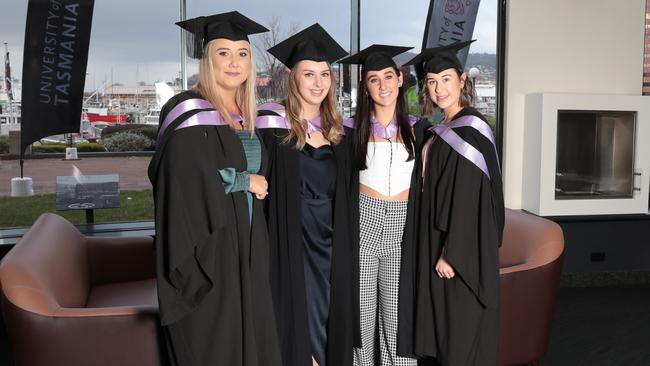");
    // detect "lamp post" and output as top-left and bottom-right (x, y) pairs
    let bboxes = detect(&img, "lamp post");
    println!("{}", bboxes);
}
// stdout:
(468, 67), (480, 85)
(468, 67), (480, 109)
